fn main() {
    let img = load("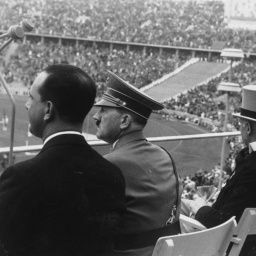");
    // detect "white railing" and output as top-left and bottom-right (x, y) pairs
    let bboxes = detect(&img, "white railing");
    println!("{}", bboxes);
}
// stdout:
(0, 131), (241, 154)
